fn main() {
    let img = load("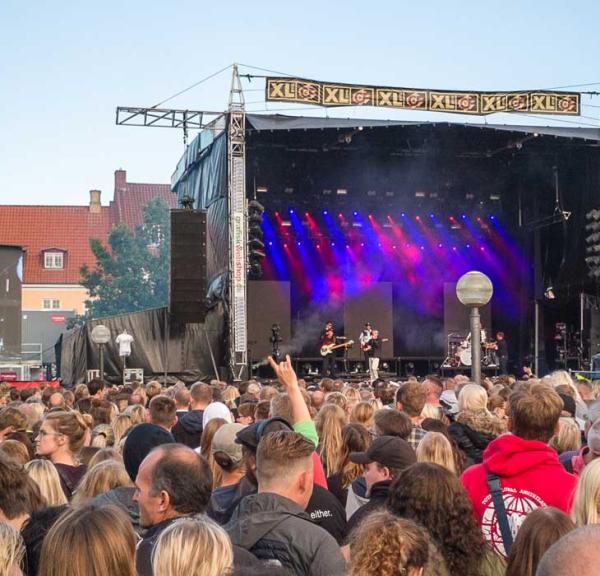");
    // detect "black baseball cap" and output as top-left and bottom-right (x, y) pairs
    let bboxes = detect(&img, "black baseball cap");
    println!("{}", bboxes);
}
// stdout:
(234, 417), (293, 451)
(350, 435), (416, 469)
